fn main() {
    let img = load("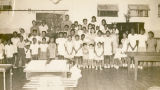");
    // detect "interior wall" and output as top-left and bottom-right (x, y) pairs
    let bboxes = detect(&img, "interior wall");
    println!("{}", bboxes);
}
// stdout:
(0, 0), (159, 37)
